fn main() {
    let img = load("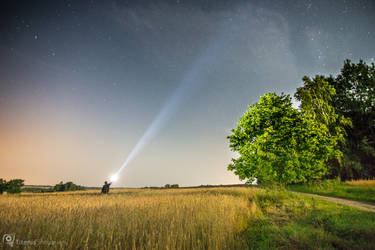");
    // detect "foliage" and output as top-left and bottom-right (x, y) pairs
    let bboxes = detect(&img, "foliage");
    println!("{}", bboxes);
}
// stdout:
(0, 179), (6, 194)
(164, 184), (179, 188)
(326, 60), (375, 180)
(229, 60), (375, 183)
(227, 93), (339, 185)
(295, 76), (350, 150)
(5, 179), (24, 194)
(295, 76), (337, 126)
(295, 75), (351, 178)
(22, 186), (54, 193)
(53, 181), (85, 192)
